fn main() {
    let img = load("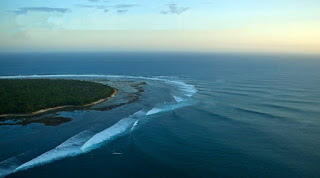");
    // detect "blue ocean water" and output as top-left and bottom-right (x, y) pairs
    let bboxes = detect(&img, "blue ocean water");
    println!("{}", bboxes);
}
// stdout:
(0, 52), (320, 177)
